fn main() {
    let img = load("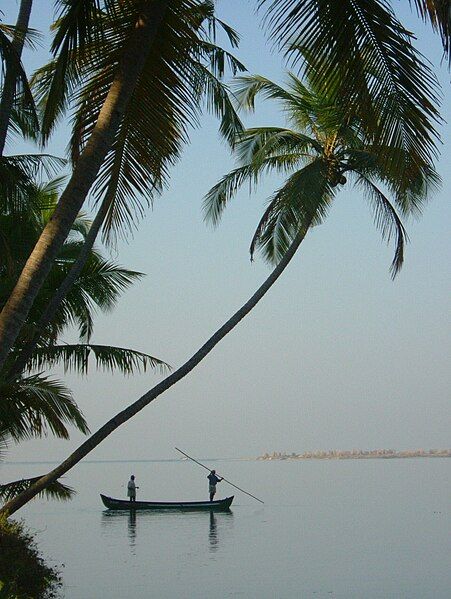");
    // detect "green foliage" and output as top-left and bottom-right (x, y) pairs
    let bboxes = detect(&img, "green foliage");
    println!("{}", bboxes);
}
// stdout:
(258, 0), (442, 179)
(0, 374), (89, 442)
(0, 19), (39, 140)
(0, 180), (169, 501)
(204, 71), (440, 275)
(32, 0), (245, 243)
(0, 477), (74, 503)
(0, 517), (62, 598)
(408, 0), (451, 62)
(29, 343), (169, 376)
